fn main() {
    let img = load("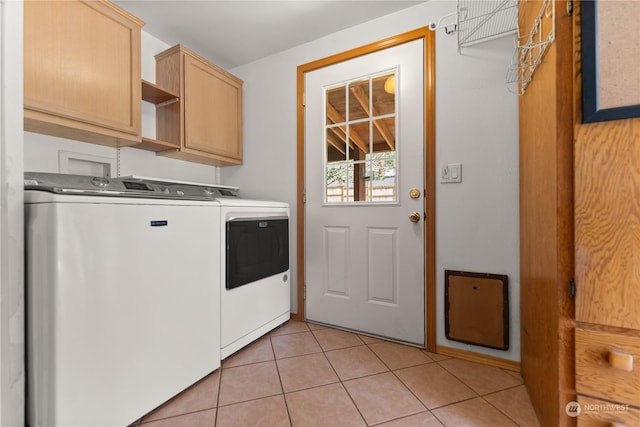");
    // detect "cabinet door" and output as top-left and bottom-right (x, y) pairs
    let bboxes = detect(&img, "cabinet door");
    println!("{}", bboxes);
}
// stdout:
(24, 0), (142, 146)
(574, 117), (640, 329)
(183, 54), (242, 162)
